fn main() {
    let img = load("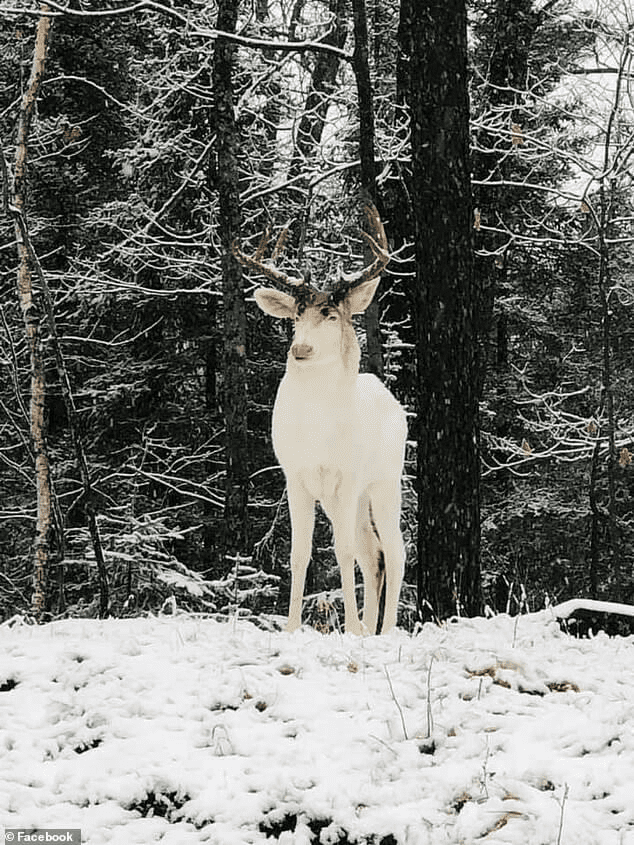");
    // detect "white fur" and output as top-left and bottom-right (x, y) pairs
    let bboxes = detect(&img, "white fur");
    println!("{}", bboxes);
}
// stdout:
(255, 281), (407, 635)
